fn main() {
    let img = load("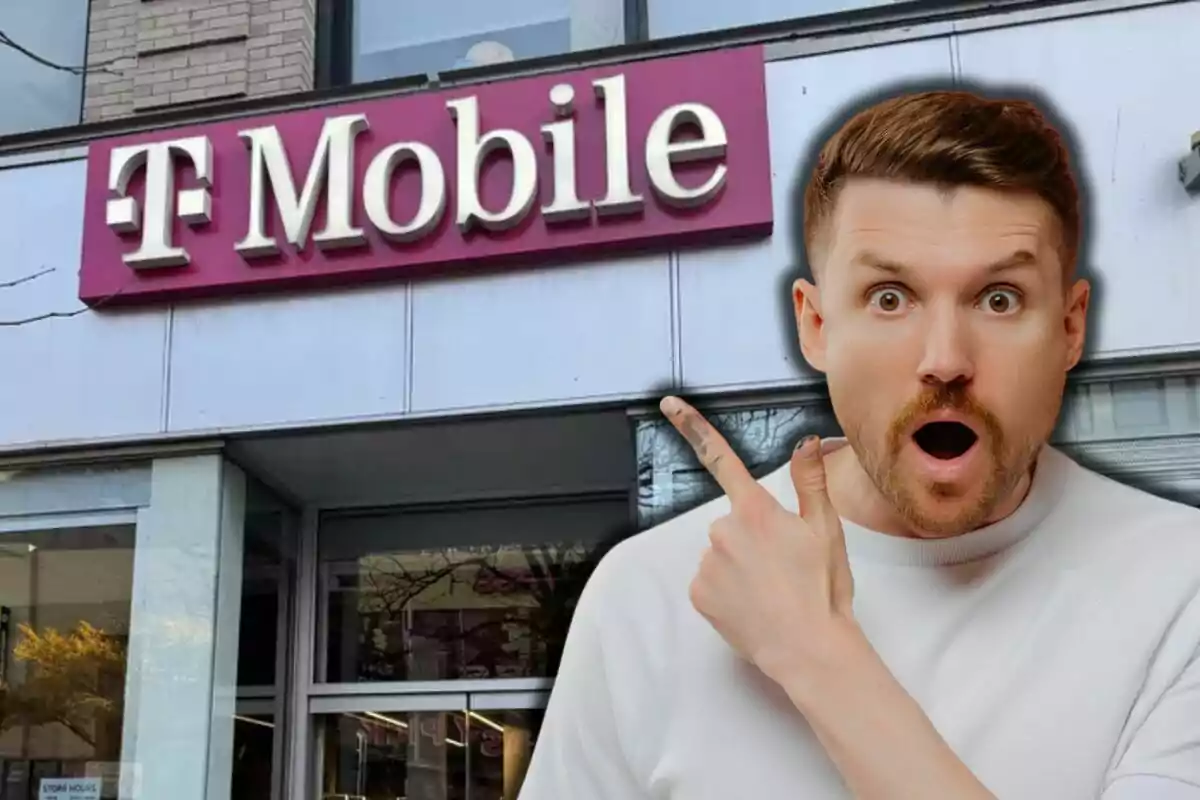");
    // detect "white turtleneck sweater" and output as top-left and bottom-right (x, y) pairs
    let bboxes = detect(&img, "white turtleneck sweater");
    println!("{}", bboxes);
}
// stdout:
(519, 440), (1200, 799)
